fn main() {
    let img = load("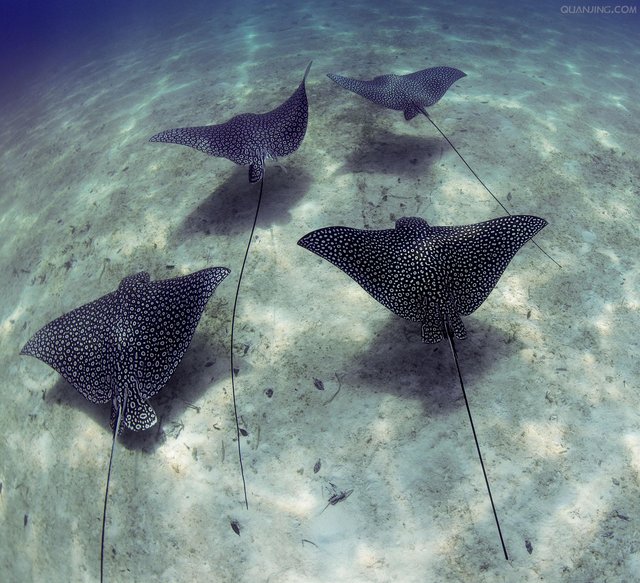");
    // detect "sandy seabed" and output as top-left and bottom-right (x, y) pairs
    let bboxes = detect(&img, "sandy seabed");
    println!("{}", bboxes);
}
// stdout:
(1, 1), (639, 581)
